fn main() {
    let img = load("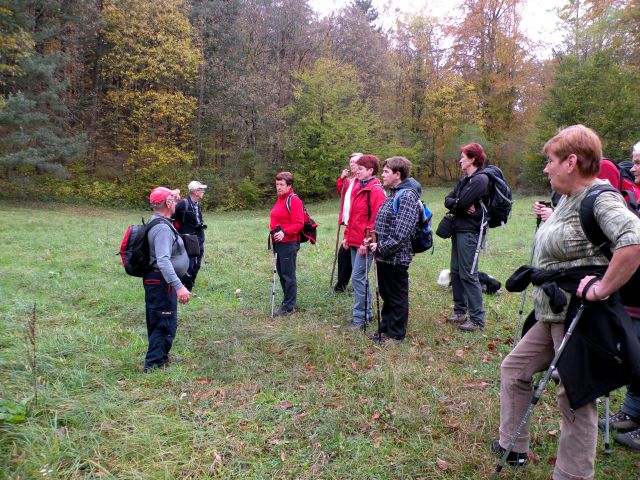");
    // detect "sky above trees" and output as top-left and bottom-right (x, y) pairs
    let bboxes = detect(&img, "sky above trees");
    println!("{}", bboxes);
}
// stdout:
(309, 0), (562, 57)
